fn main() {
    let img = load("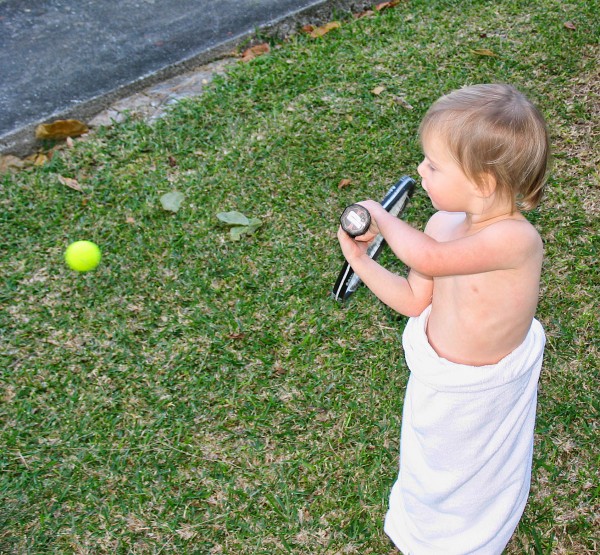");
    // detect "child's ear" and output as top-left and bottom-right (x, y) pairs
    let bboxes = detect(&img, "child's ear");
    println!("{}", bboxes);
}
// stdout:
(477, 172), (497, 198)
